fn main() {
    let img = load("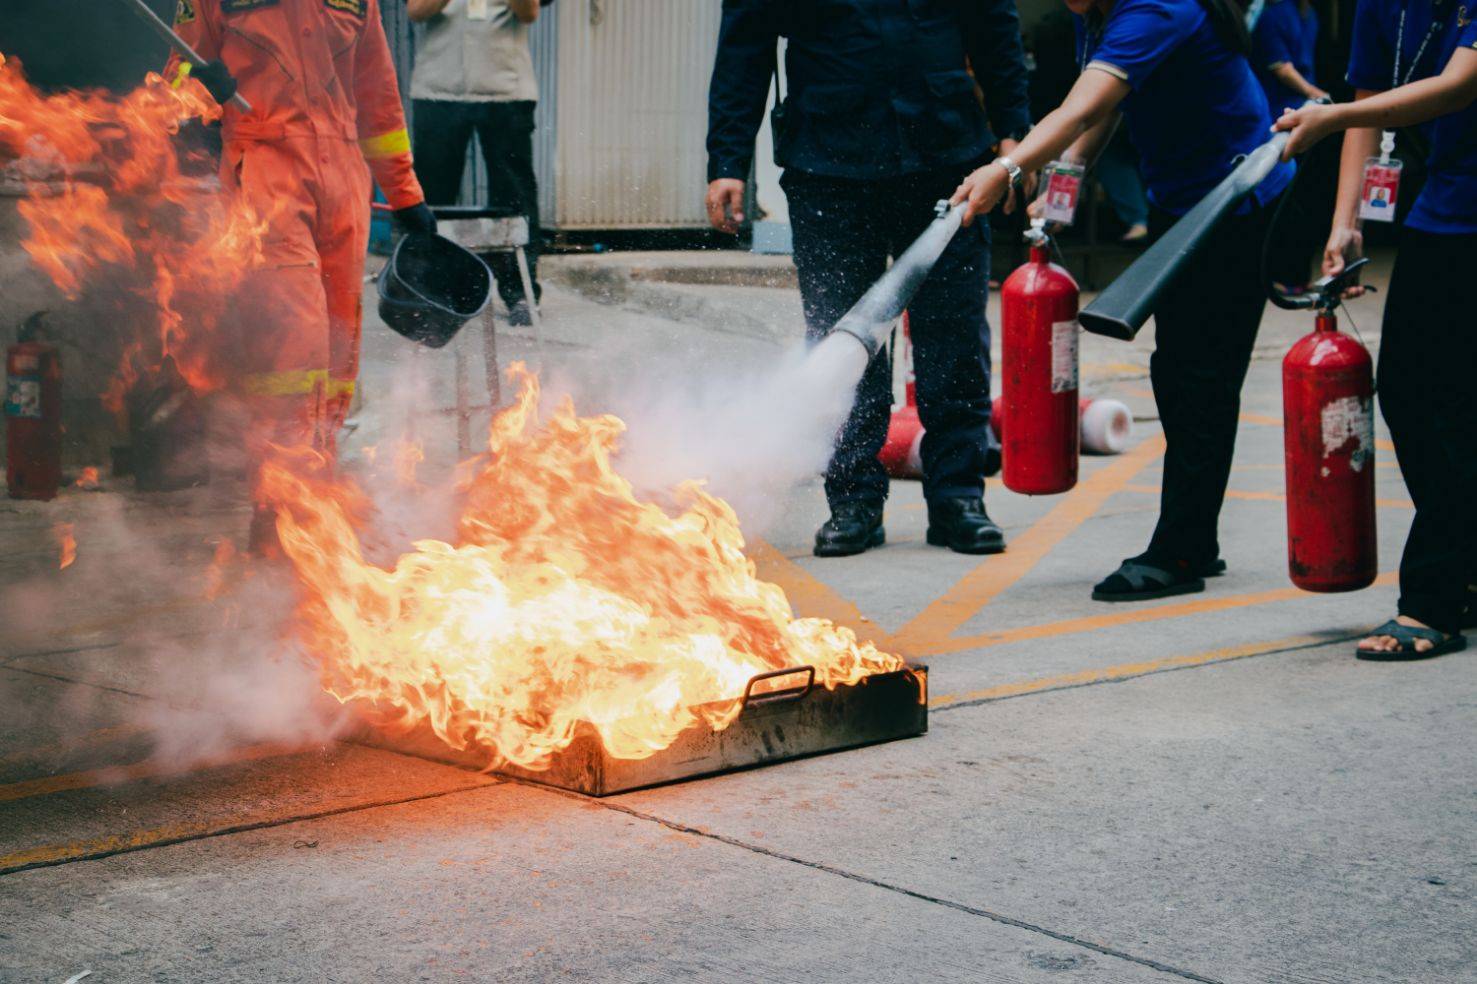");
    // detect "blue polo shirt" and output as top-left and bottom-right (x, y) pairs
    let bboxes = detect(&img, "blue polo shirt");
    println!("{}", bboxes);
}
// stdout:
(1253, 0), (1320, 116)
(1077, 0), (1295, 215)
(1347, 0), (1477, 234)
